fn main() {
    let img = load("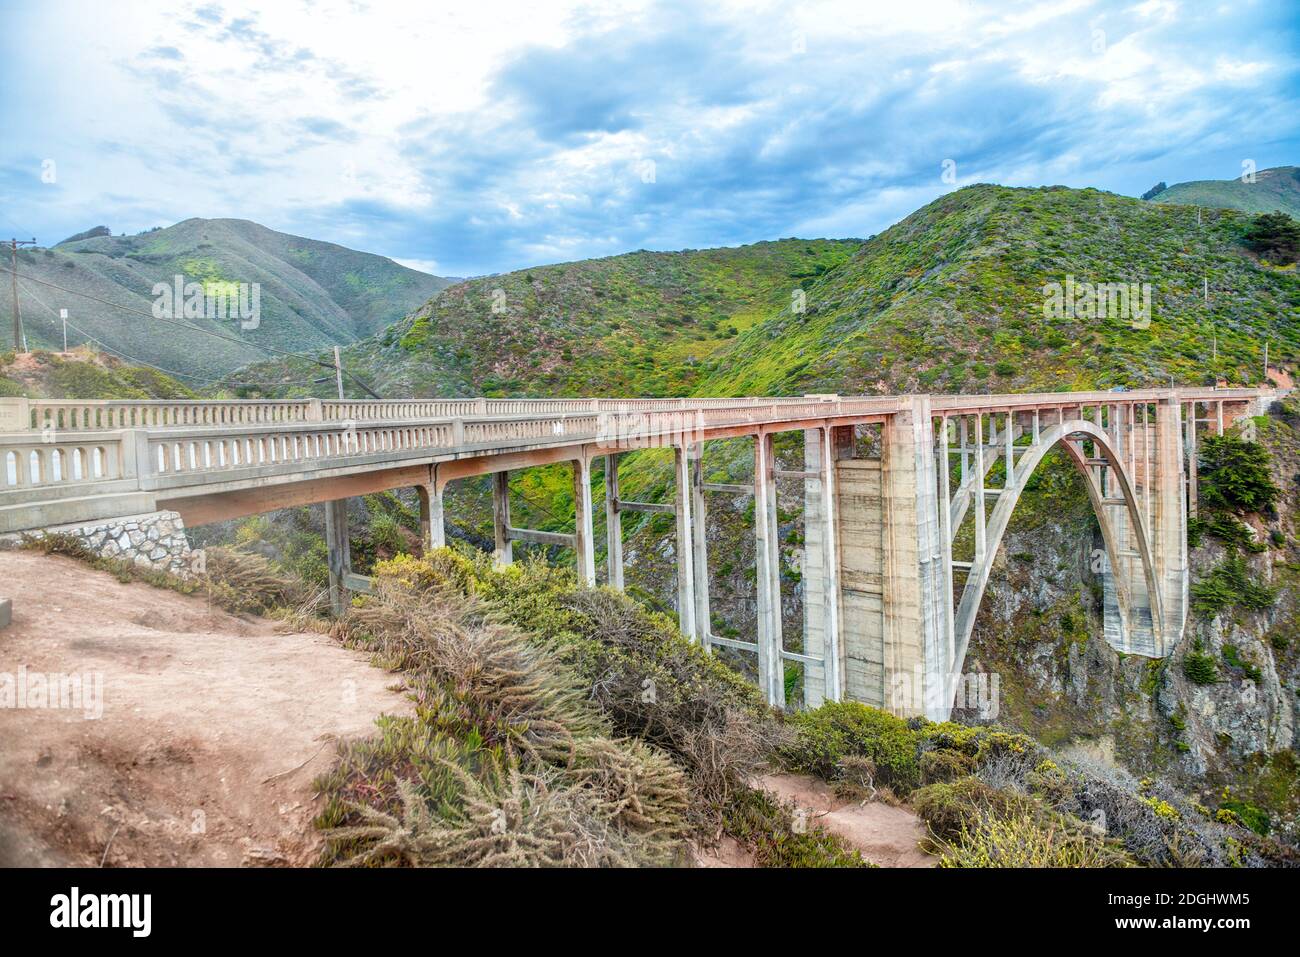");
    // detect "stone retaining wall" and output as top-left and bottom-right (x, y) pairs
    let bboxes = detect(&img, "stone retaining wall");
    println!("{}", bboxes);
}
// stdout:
(4, 511), (195, 577)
